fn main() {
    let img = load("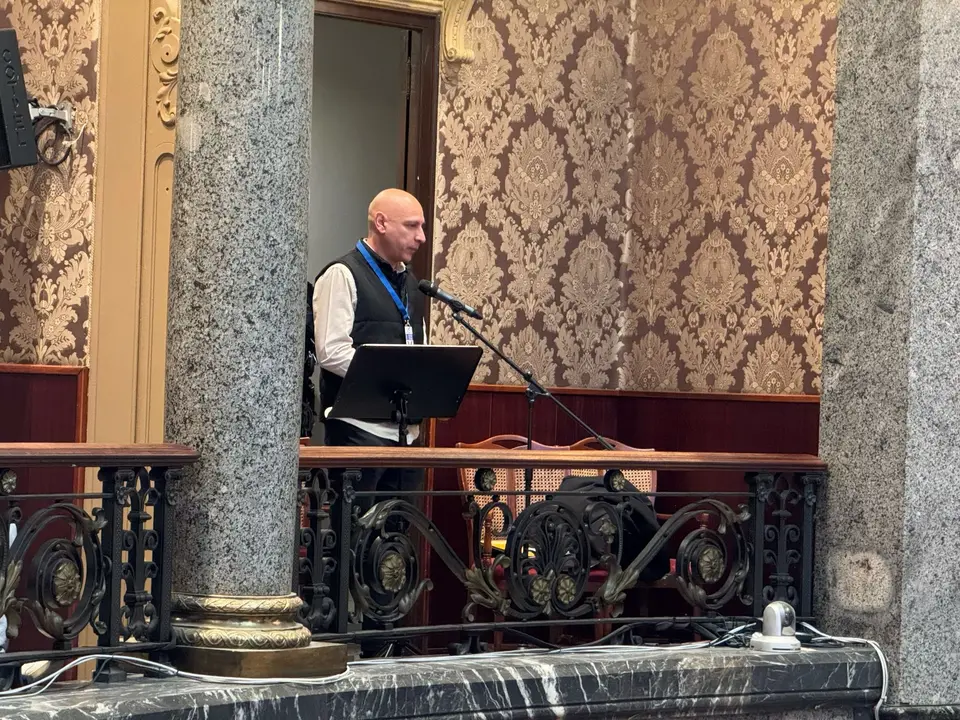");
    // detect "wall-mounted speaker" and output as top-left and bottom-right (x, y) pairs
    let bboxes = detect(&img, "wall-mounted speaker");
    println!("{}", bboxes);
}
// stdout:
(0, 29), (37, 170)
